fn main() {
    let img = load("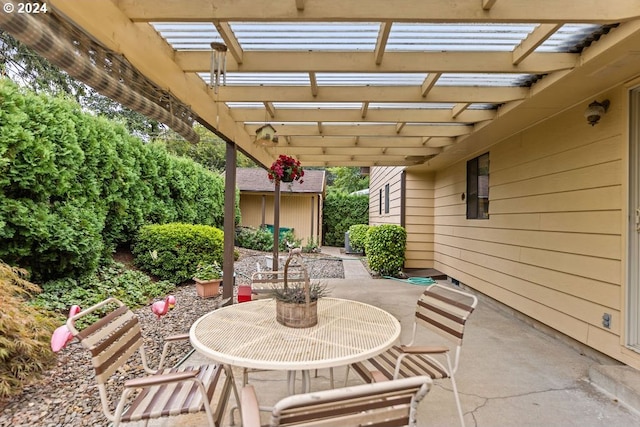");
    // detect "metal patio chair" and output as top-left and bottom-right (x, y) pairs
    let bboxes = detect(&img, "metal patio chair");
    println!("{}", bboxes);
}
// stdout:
(346, 284), (478, 427)
(240, 375), (432, 427)
(66, 297), (237, 427)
